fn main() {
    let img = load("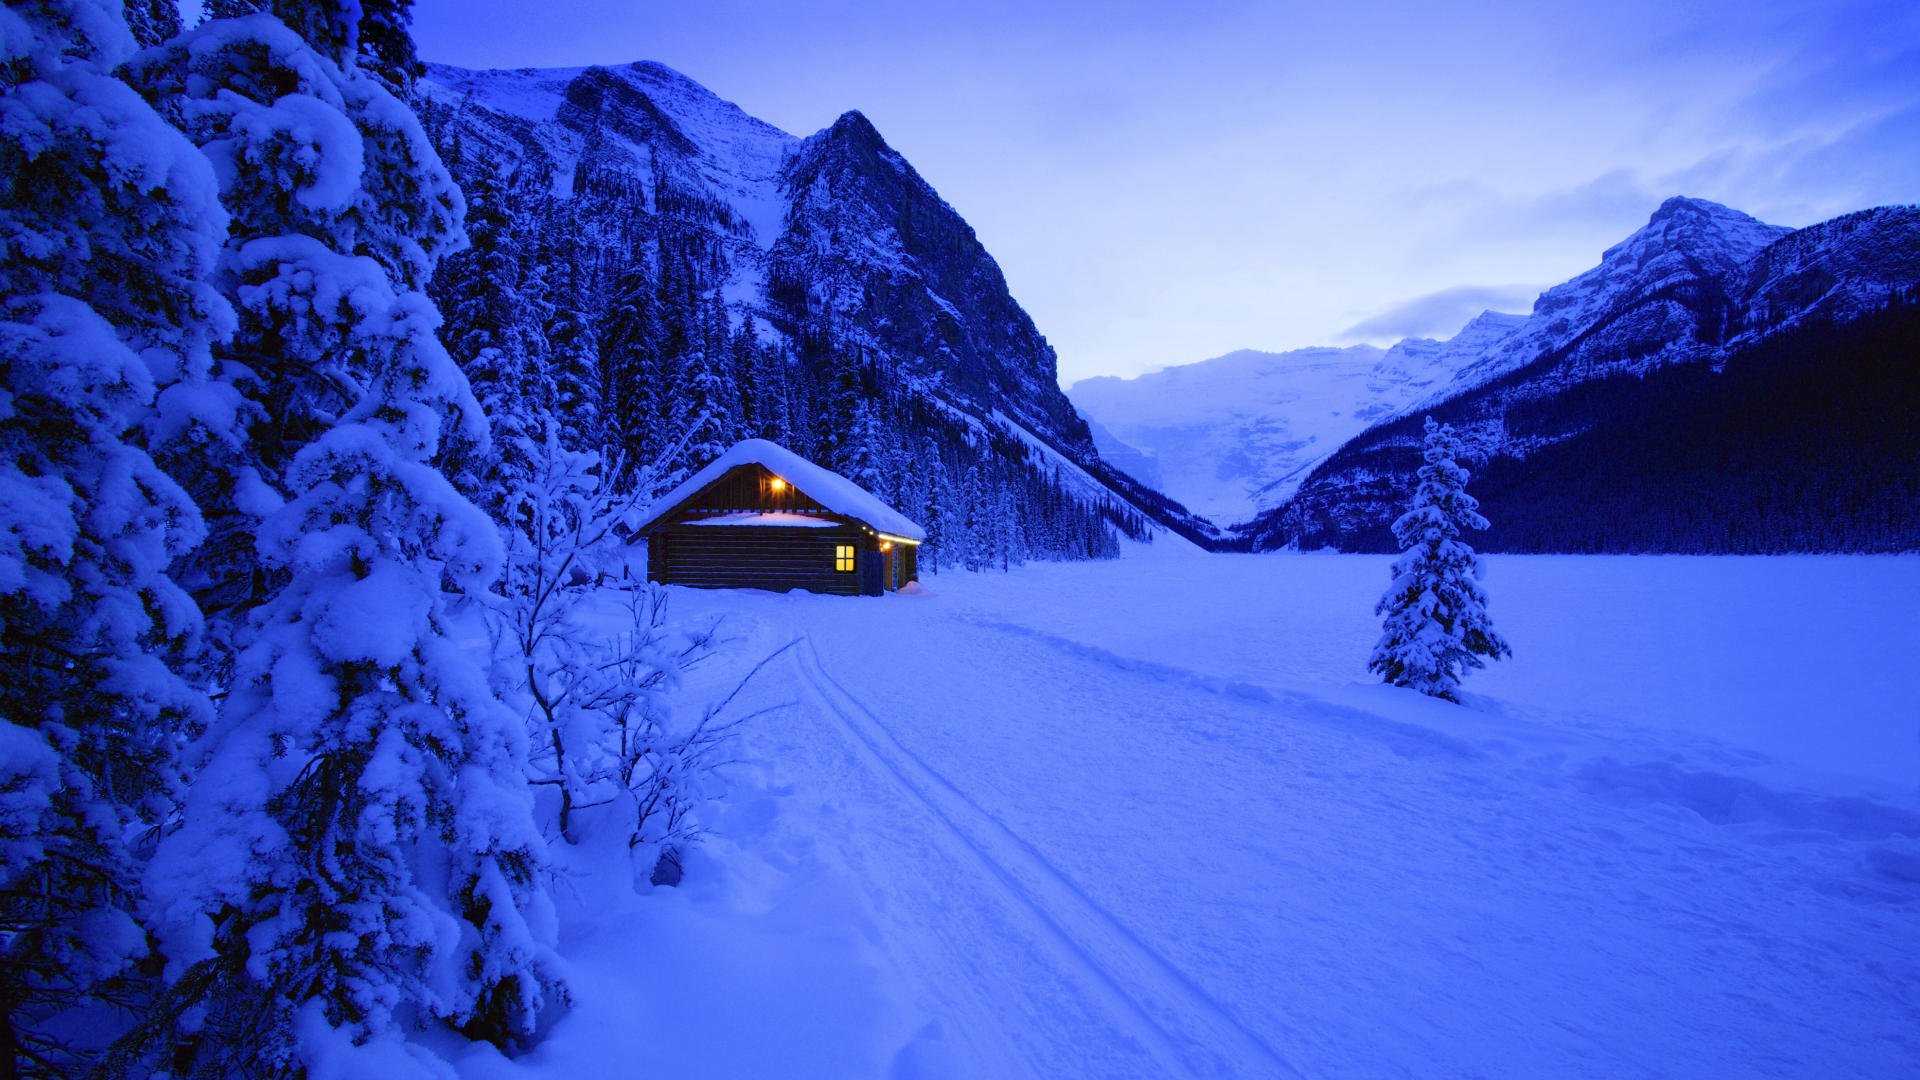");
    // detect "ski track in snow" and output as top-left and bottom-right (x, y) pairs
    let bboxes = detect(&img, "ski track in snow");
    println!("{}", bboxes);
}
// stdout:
(792, 634), (1300, 1078)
